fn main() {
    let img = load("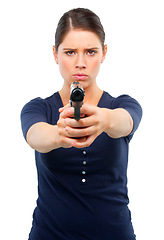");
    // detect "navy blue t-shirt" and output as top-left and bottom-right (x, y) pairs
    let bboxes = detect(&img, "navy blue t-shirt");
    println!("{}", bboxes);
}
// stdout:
(21, 91), (142, 240)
